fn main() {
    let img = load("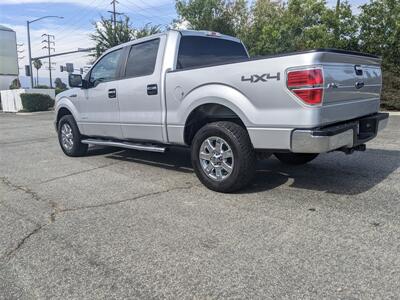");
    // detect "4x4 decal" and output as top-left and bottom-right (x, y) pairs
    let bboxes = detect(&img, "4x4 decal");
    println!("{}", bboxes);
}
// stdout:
(241, 72), (280, 83)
